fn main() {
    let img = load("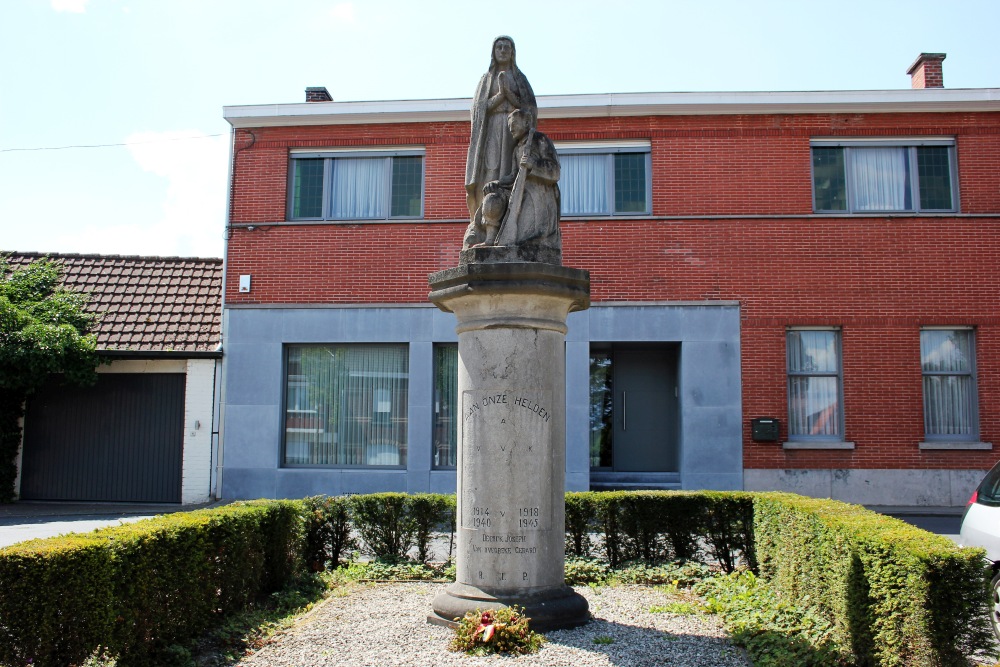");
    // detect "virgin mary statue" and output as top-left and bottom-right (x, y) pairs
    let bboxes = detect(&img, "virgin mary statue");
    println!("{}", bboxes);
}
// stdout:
(463, 36), (537, 248)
